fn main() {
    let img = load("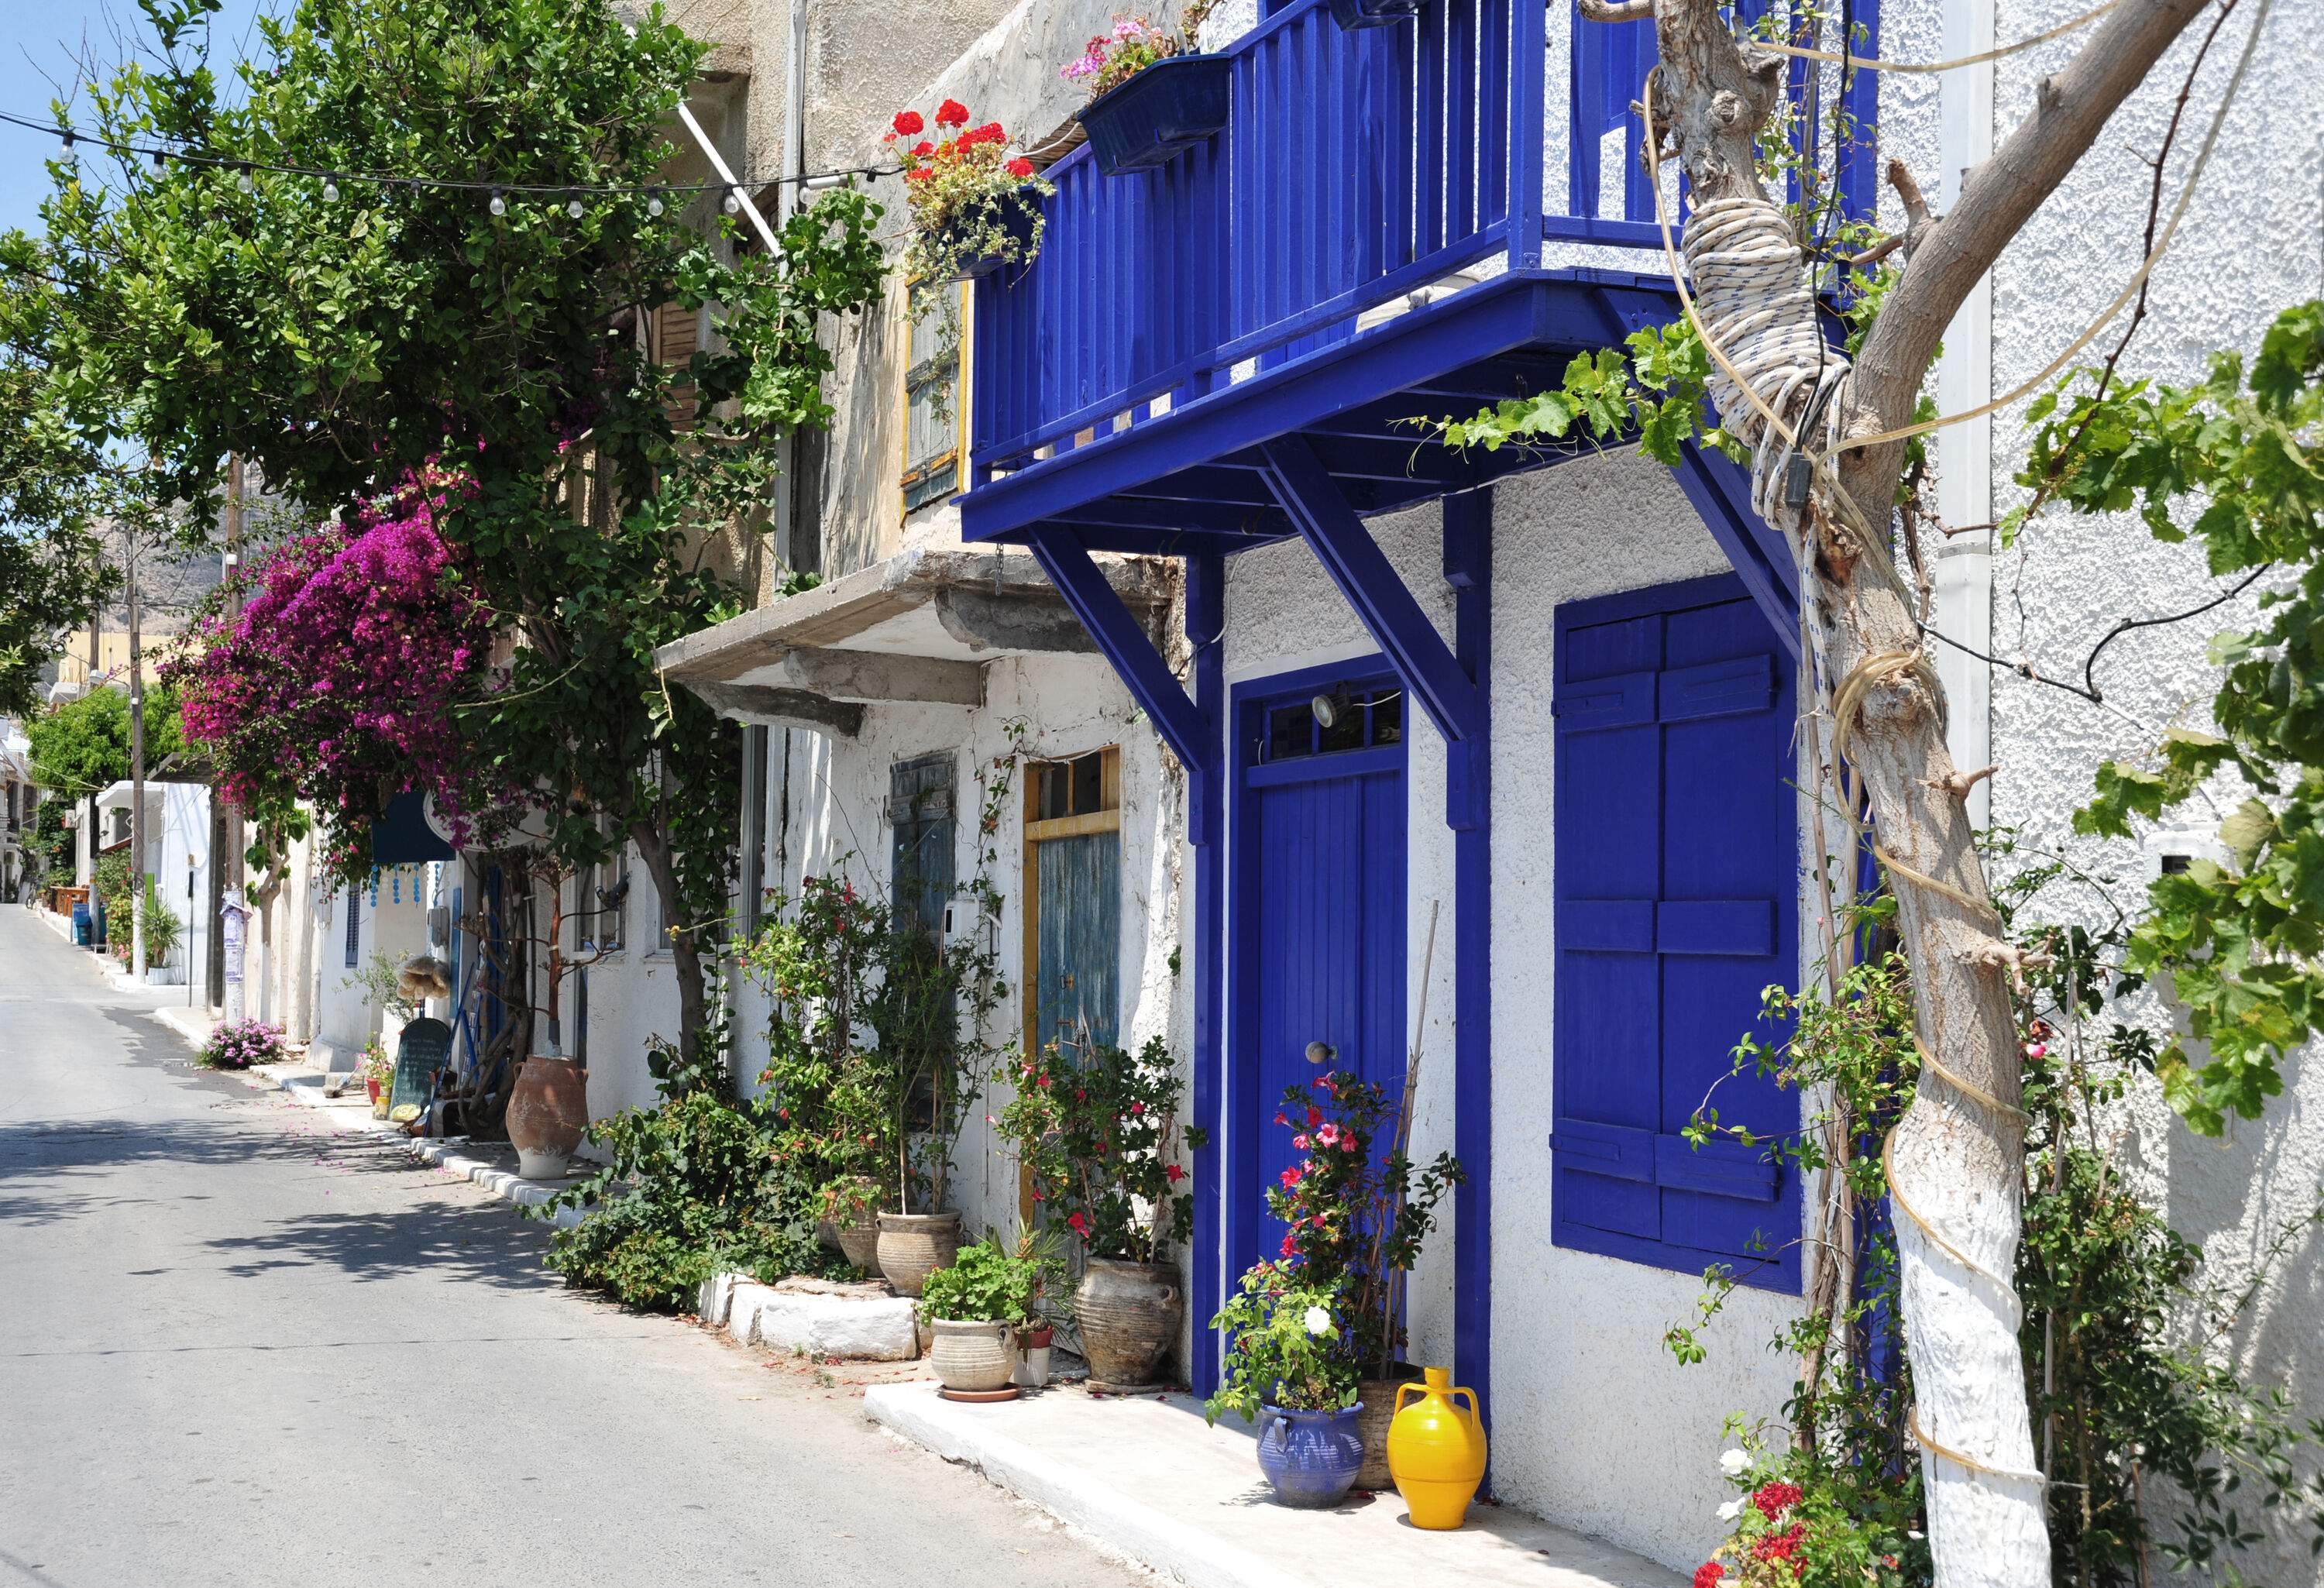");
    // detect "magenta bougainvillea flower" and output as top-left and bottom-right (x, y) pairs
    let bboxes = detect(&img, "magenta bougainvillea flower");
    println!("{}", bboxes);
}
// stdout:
(175, 467), (507, 875)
